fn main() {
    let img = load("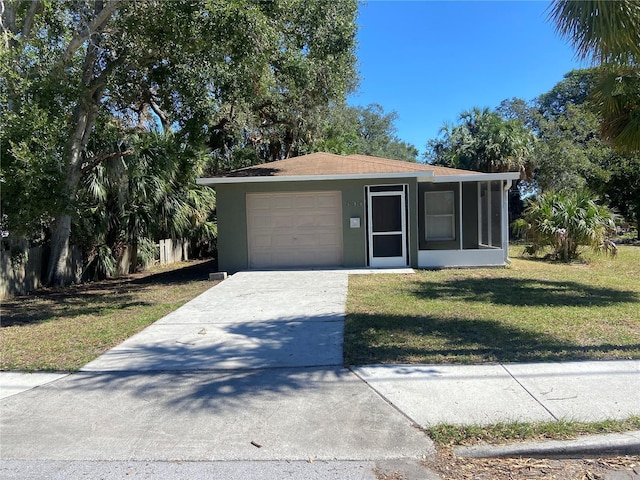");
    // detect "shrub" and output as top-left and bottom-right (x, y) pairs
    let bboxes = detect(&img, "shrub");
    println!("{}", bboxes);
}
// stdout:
(513, 191), (617, 261)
